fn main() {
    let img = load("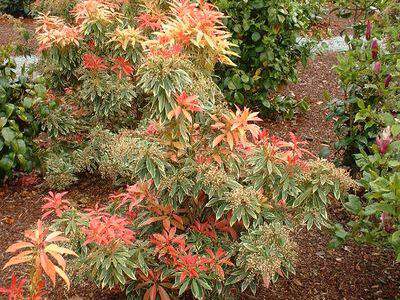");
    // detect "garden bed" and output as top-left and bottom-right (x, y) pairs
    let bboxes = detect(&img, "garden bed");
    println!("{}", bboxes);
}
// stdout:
(0, 2), (399, 299)
(1, 52), (399, 299)
(2, 178), (400, 299)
